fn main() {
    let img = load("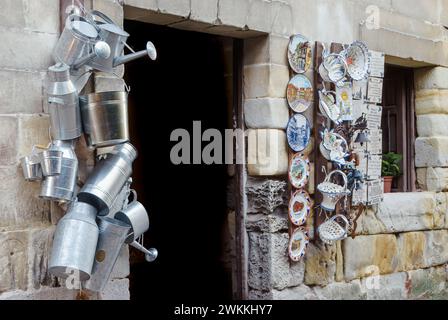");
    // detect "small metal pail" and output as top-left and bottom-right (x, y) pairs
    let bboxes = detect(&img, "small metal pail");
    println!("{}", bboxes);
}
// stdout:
(84, 216), (131, 292)
(40, 150), (63, 177)
(79, 91), (129, 148)
(21, 154), (42, 181)
(115, 192), (149, 244)
(49, 201), (99, 281)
